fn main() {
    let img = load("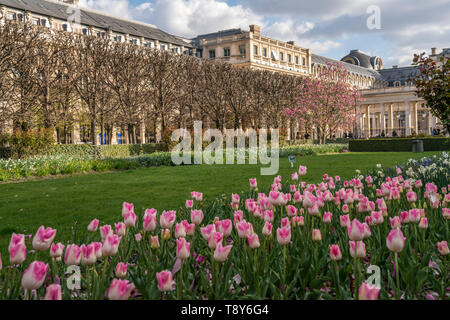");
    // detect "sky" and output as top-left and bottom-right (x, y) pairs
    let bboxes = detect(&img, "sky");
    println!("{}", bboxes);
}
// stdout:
(78, 0), (450, 68)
